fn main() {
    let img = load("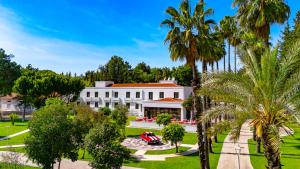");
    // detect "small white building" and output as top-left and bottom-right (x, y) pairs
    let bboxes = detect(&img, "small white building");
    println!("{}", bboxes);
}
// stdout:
(79, 80), (193, 120)
(0, 93), (34, 116)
